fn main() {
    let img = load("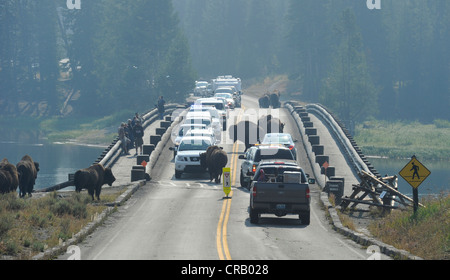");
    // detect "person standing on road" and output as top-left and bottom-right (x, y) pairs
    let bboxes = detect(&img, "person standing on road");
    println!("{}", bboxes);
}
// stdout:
(118, 122), (129, 155)
(157, 96), (166, 120)
(133, 120), (144, 156)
